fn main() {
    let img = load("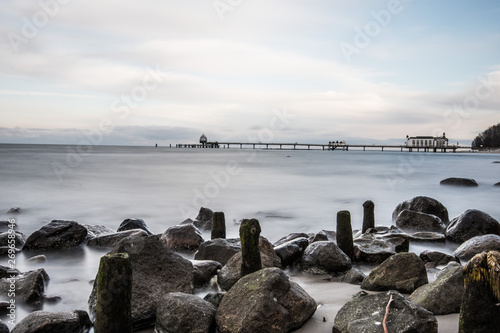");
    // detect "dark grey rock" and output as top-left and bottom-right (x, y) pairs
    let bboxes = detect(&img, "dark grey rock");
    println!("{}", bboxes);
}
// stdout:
(194, 238), (240, 265)
(273, 232), (310, 247)
(0, 319), (7, 333)
(26, 255), (47, 264)
(23, 220), (87, 250)
(440, 177), (478, 187)
(155, 292), (216, 333)
(446, 209), (500, 243)
(193, 260), (222, 288)
(0, 265), (19, 278)
(309, 230), (336, 243)
(453, 234), (500, 260)
(88, 235), (194, 330)
(0, 269), (49, 305)
(340, 268), (366, 285)
(194, 207), (213, 230)
(332, 290), (437, 333)
(361, 252), (428, 294)
(117, 218), (153, 235)
(408, 232), (446, 242)
(0, 221), (18, 232)
(353, 232), (409, 264)
(6, 207), (22, 215)
(274, 237), (309, 268)
(409, 264), (464, 315)
(160, 224), (204, 251)
(0, 231), (26, 249)
(203, 293), (225, 308)
(10, 310), (92, 333)
(419, 250), (459, 266)
(83, 224), (115, 241)
(395, 209), (446, 233)
(216, 268), (316, 333)
(300, 241), (352, 275)
(392, 196), (449, 224)
(86, 229), (148, 248)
